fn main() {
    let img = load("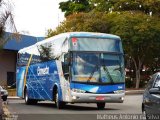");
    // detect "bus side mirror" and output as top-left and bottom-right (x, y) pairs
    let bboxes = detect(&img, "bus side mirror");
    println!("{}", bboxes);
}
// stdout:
(62, 53), (70, 80)
(64, 53), (70, 66)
